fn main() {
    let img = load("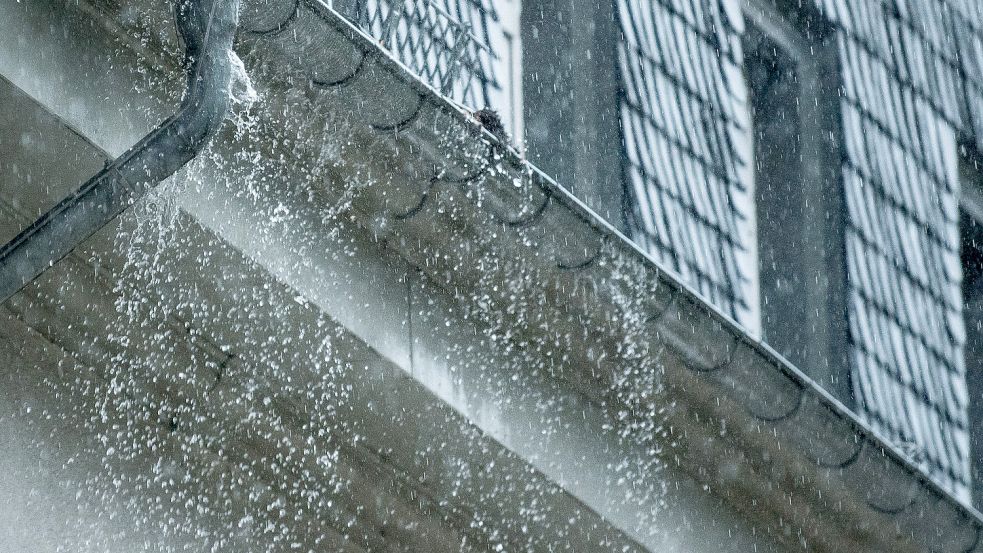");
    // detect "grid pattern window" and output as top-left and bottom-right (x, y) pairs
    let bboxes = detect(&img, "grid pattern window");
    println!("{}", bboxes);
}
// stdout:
(816, 0), (974, 500)
(351, 0), (507, 114)
(615, 0), (757, 330)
